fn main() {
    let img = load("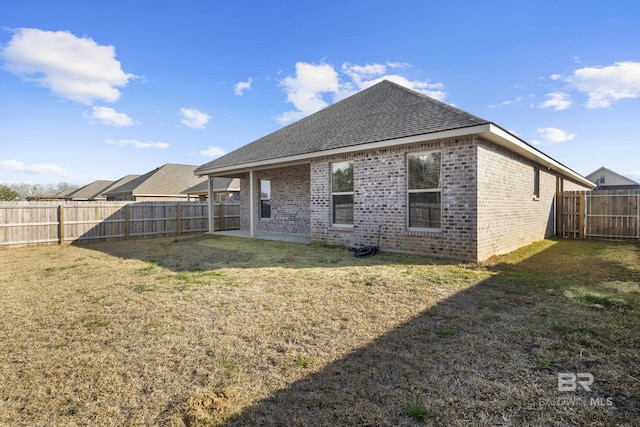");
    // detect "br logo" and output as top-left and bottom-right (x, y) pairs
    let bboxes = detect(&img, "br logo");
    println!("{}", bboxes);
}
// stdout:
(558, 373), (594, 392)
